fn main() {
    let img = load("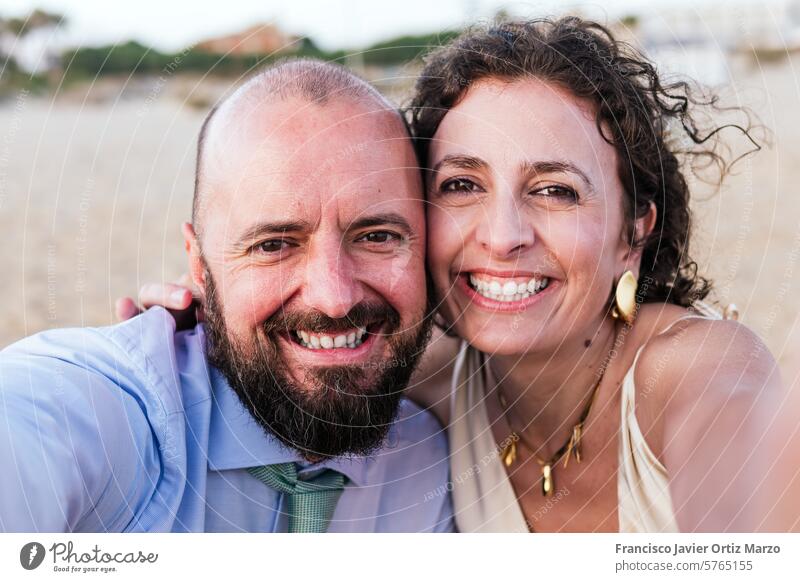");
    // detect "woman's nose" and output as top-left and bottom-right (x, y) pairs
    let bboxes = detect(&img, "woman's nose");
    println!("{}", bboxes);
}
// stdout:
(474, 196), (535, 259)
